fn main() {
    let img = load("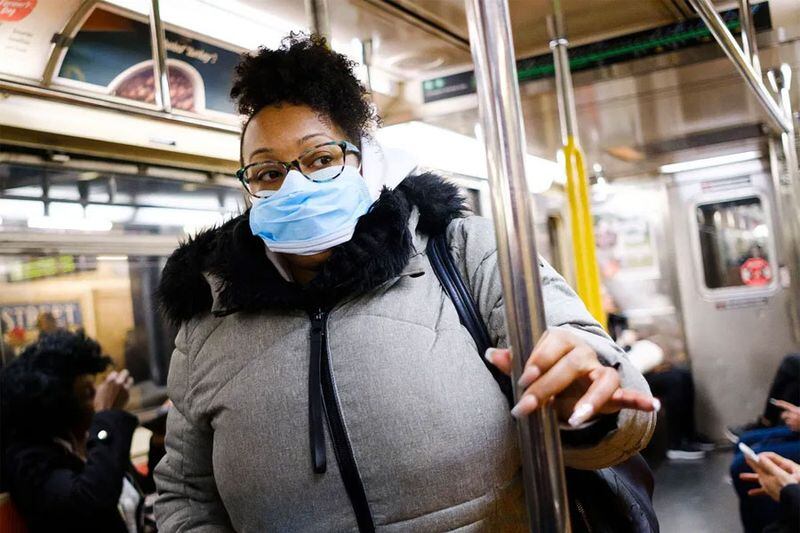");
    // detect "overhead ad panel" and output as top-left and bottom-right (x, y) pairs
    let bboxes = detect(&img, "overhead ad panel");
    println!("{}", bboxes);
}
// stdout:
(55, 5), (240, 117)
(0, 0), (81, 80)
